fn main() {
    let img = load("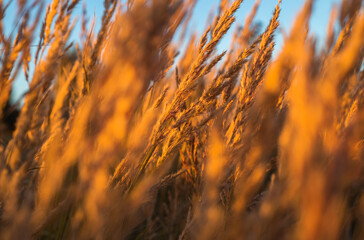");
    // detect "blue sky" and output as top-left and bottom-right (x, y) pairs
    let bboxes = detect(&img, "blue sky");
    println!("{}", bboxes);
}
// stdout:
(3, 0), (340, 102)
(191, 0), (340, 53)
